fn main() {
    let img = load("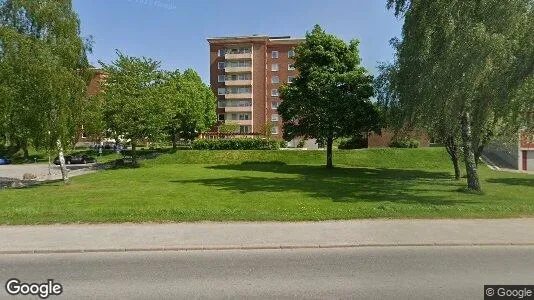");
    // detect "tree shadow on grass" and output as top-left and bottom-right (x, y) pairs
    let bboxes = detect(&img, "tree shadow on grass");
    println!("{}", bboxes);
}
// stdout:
(170, 162), (477, 206)
(486, 177), (534, 187)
